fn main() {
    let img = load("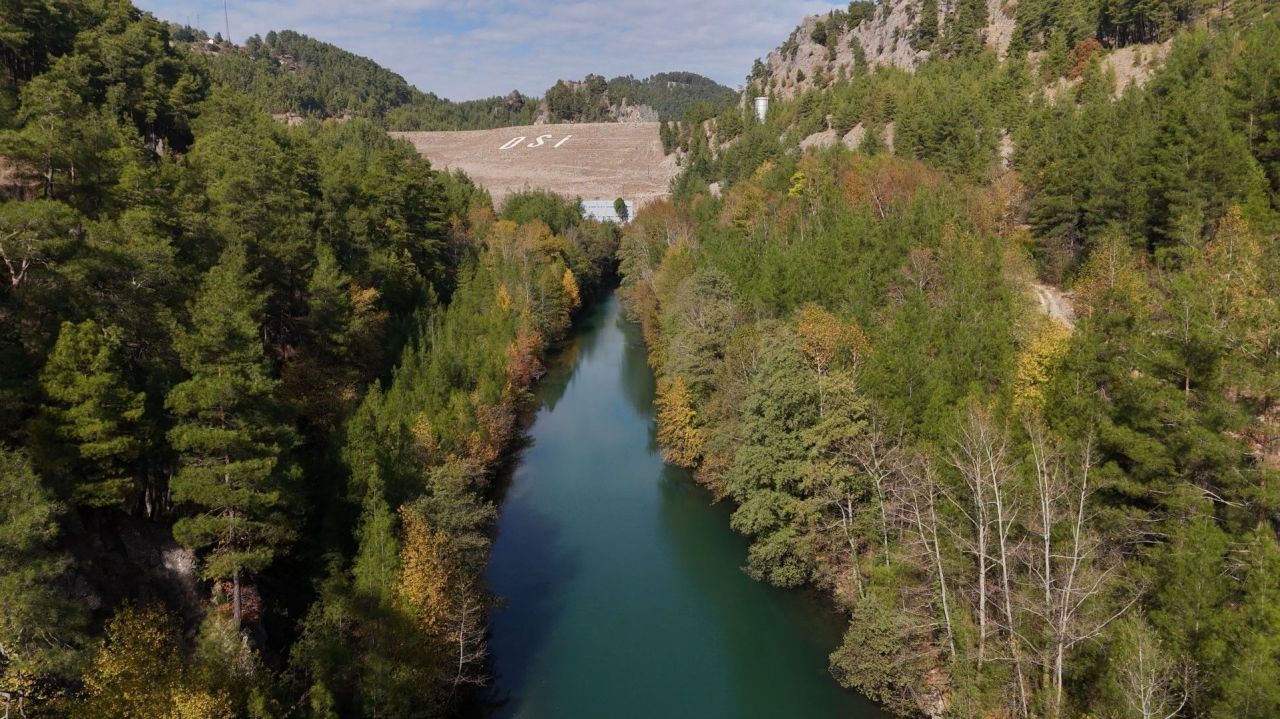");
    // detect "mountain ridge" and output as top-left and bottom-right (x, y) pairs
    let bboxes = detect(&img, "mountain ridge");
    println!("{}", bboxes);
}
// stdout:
(173, 27), (735, 130)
